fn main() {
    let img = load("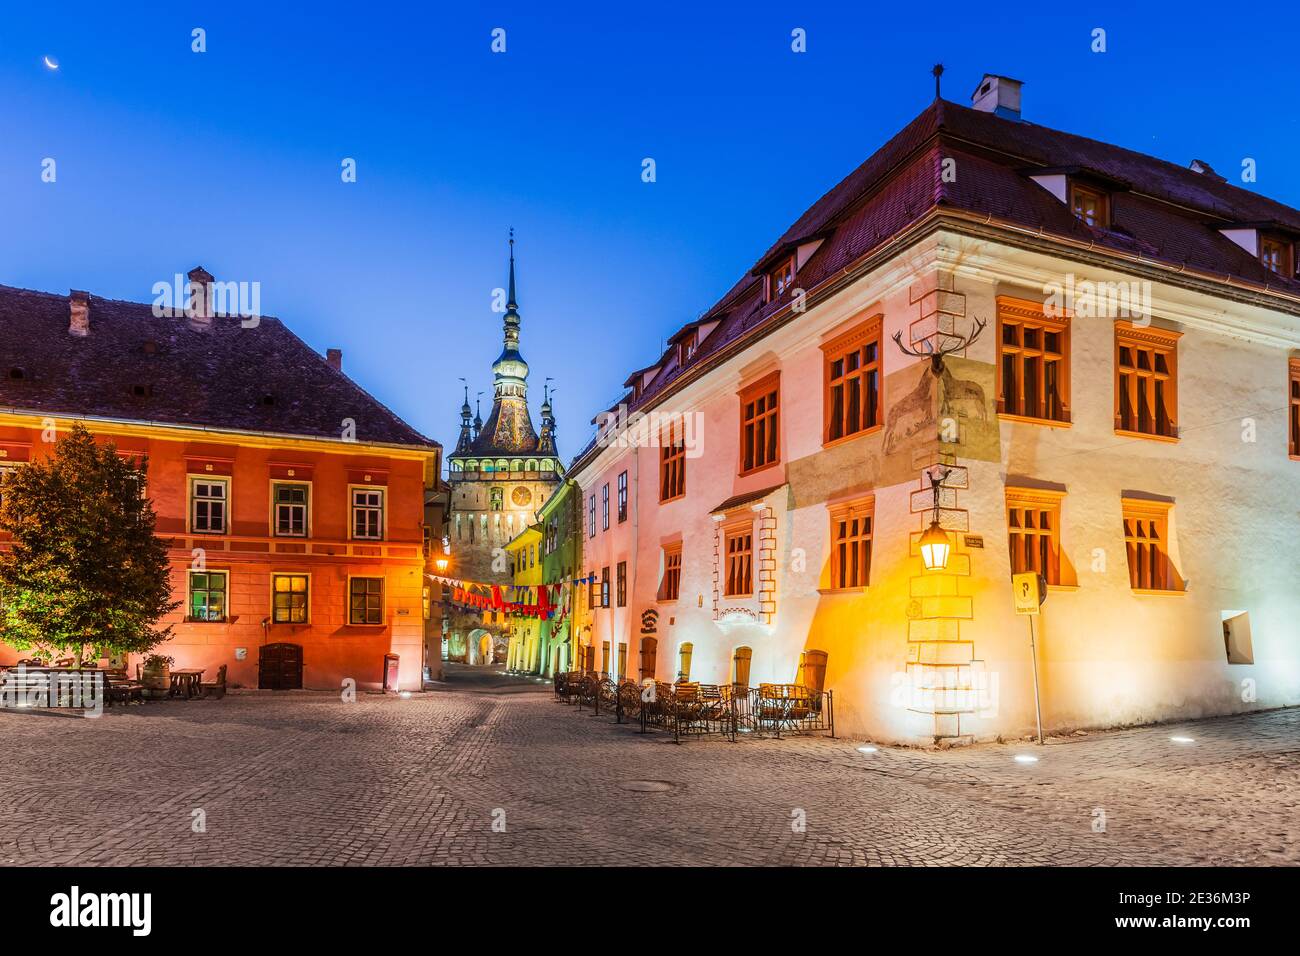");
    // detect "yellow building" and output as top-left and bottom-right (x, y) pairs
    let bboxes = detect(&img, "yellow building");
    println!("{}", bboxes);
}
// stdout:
(504, 524), (544, 672)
